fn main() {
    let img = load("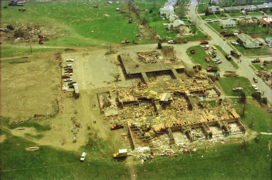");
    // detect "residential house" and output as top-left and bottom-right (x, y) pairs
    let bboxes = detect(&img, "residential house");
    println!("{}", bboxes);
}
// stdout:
(258, 18), (271, 27)
(243, 5), (257, 11)
(238, 19), (257, 26)
(265, 37), (272, 47)
(257, 2), (272, 11)
(168, 19), (185, 30)
(223, 6), (239, 13)
(206, 6), (220, 14)
(220, 19), (236, 28)
(237, 33), (261, 49)
(160, 5), (174, 19)
(169, 14), (179, 23)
